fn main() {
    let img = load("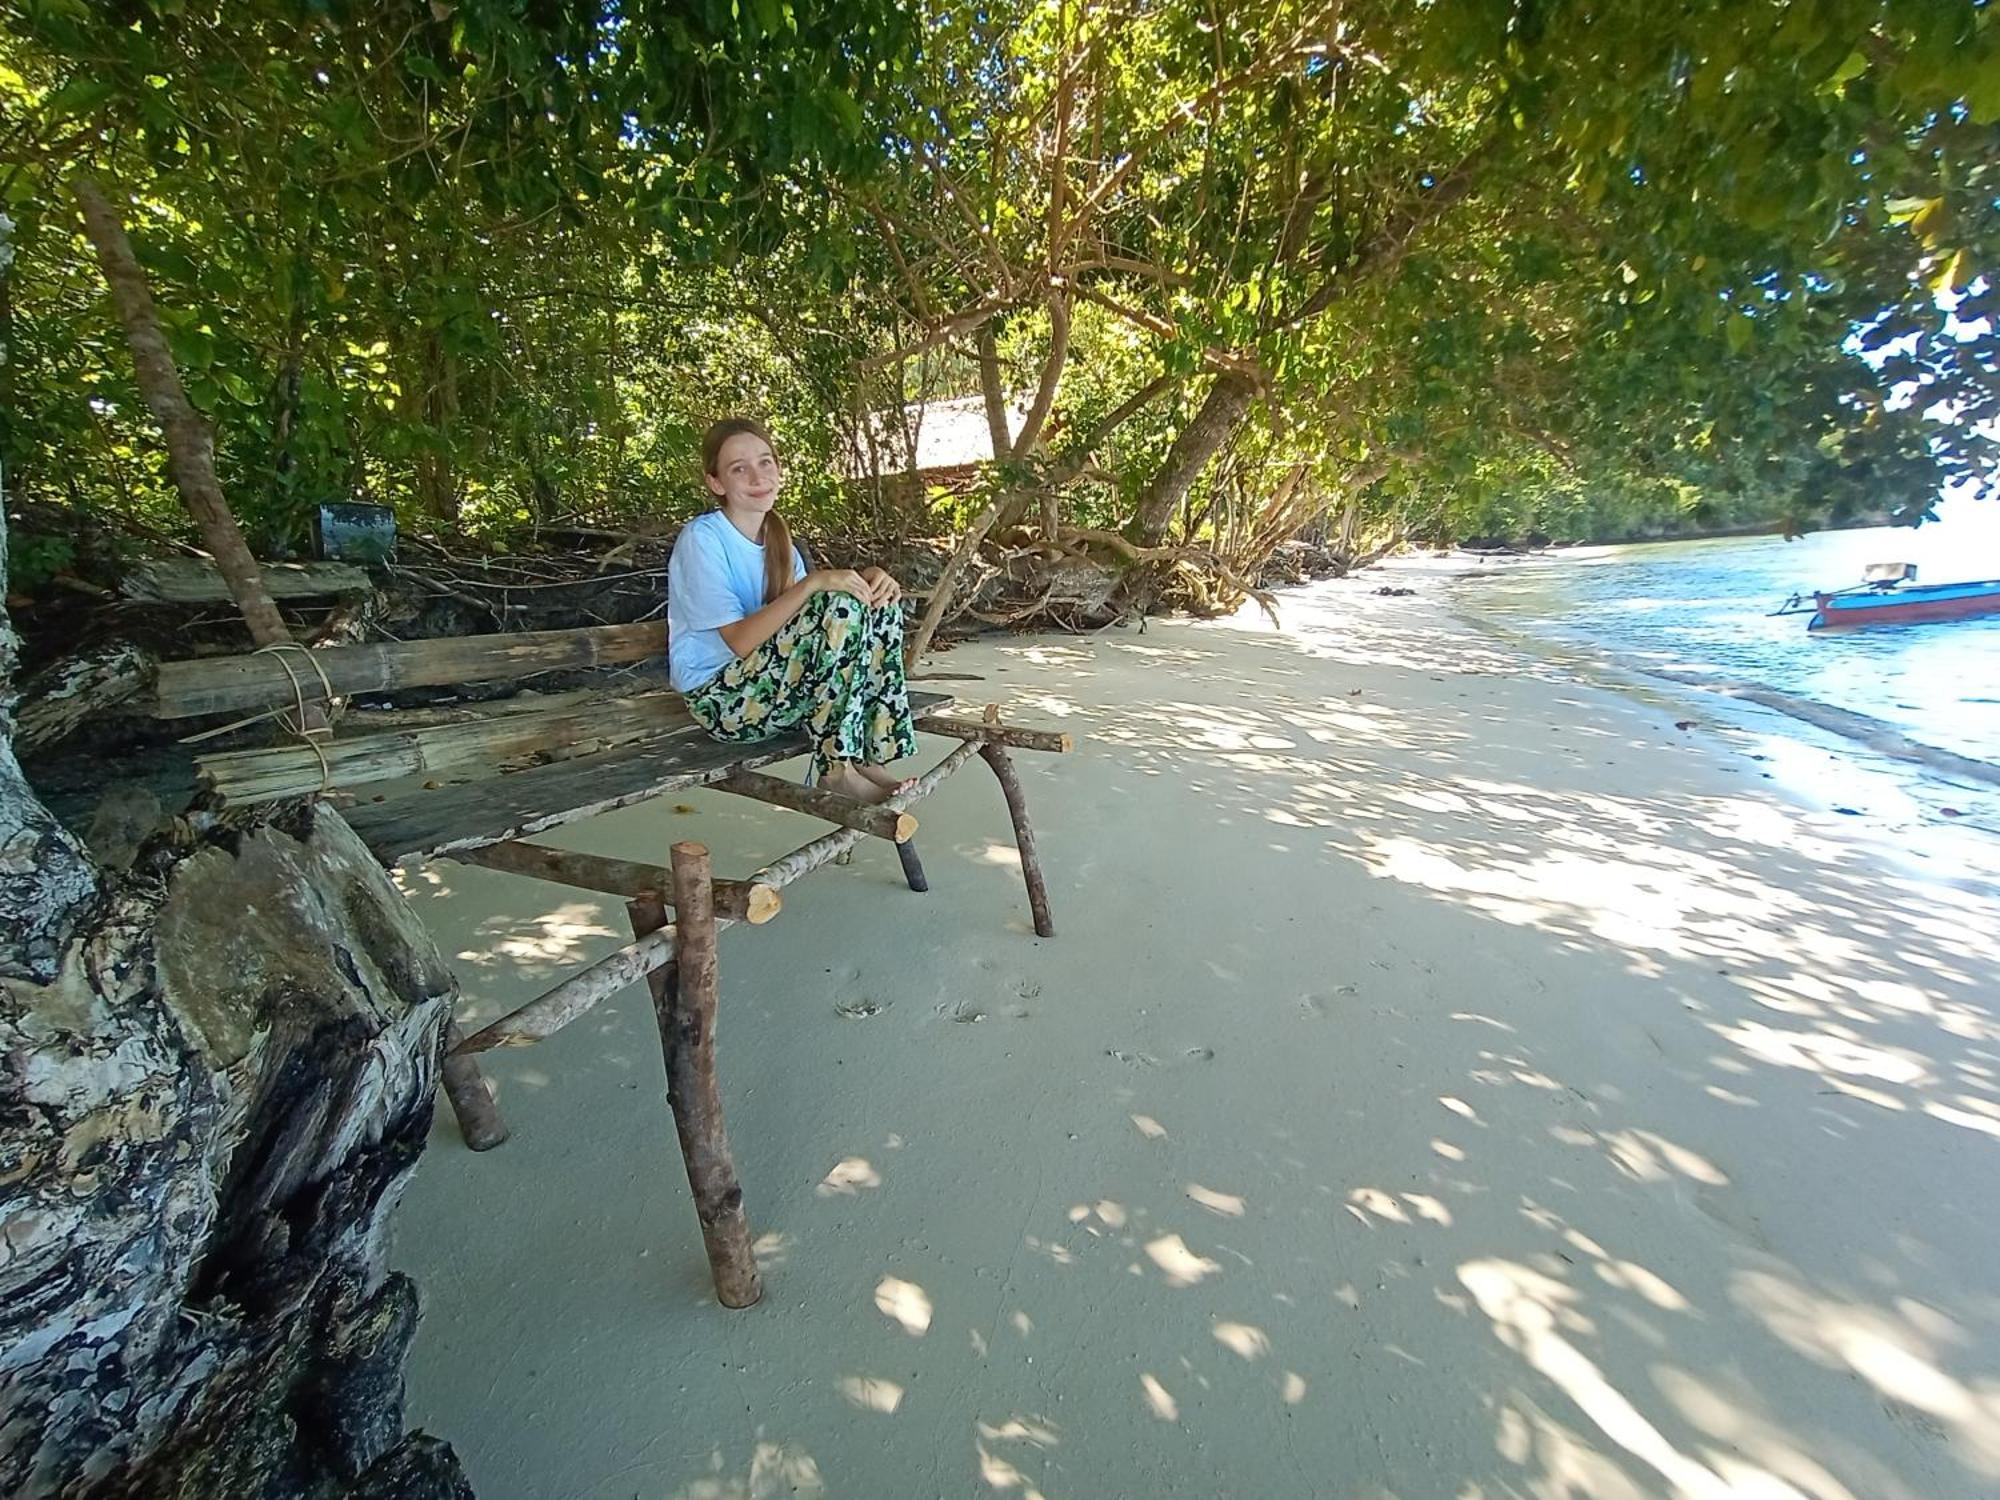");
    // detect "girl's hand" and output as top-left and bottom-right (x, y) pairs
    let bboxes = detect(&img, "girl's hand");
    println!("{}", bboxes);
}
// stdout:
(810, 567), (873, 600)
(860, 566), (902, 607)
